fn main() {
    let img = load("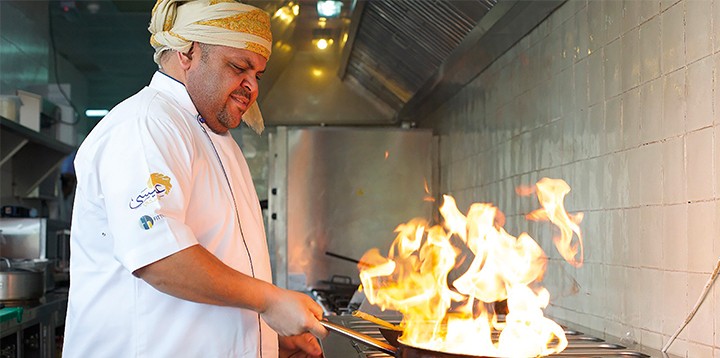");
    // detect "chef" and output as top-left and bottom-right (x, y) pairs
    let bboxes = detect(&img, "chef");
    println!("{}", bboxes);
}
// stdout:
(62, 1), (327, 357)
